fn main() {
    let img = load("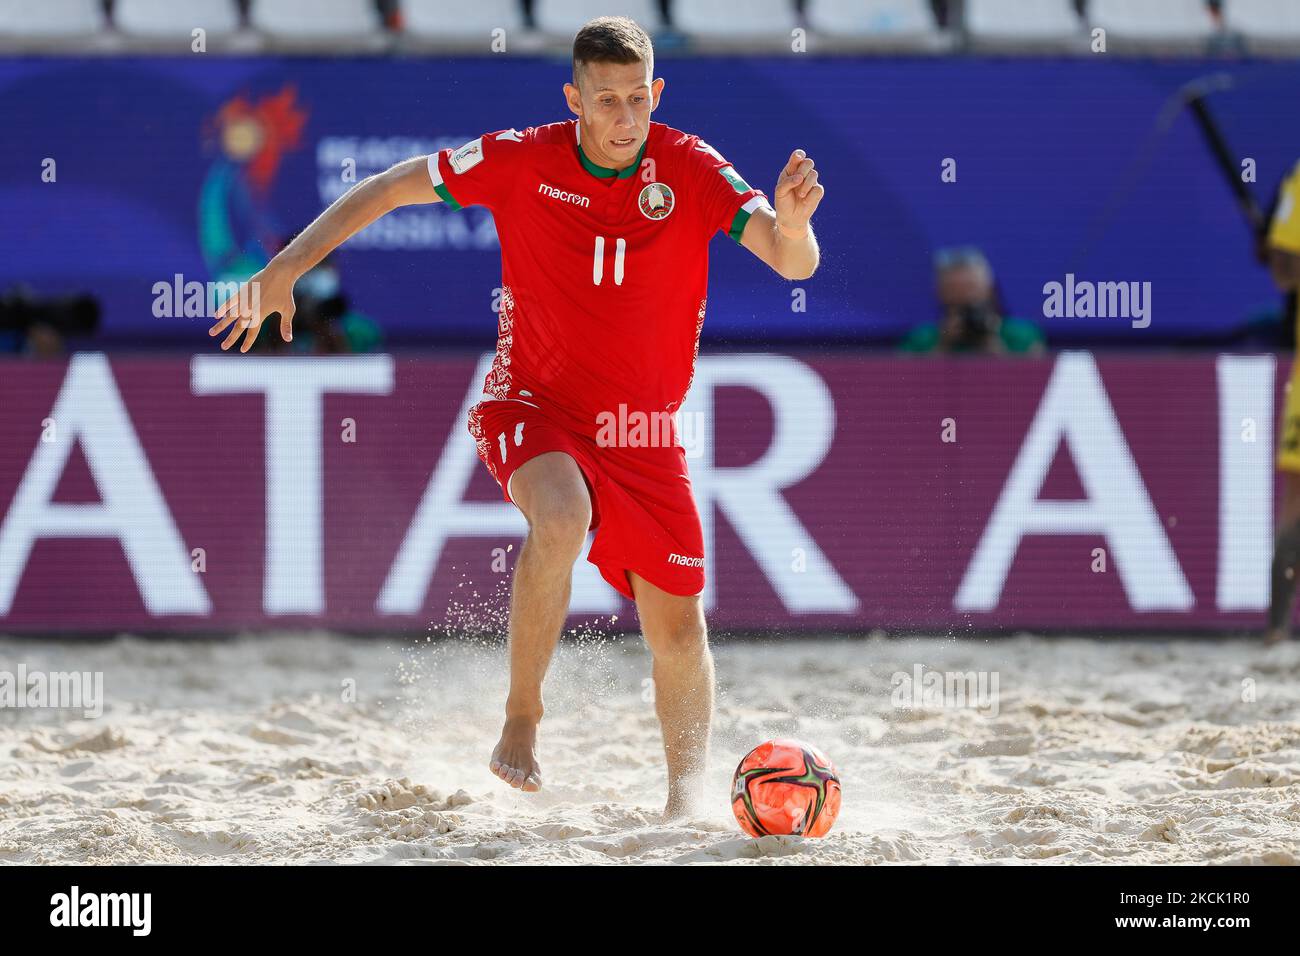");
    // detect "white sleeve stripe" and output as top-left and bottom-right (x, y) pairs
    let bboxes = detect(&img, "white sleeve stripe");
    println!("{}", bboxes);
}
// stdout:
(741, 195), (769, 214)
(427, 152), (444, 188)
